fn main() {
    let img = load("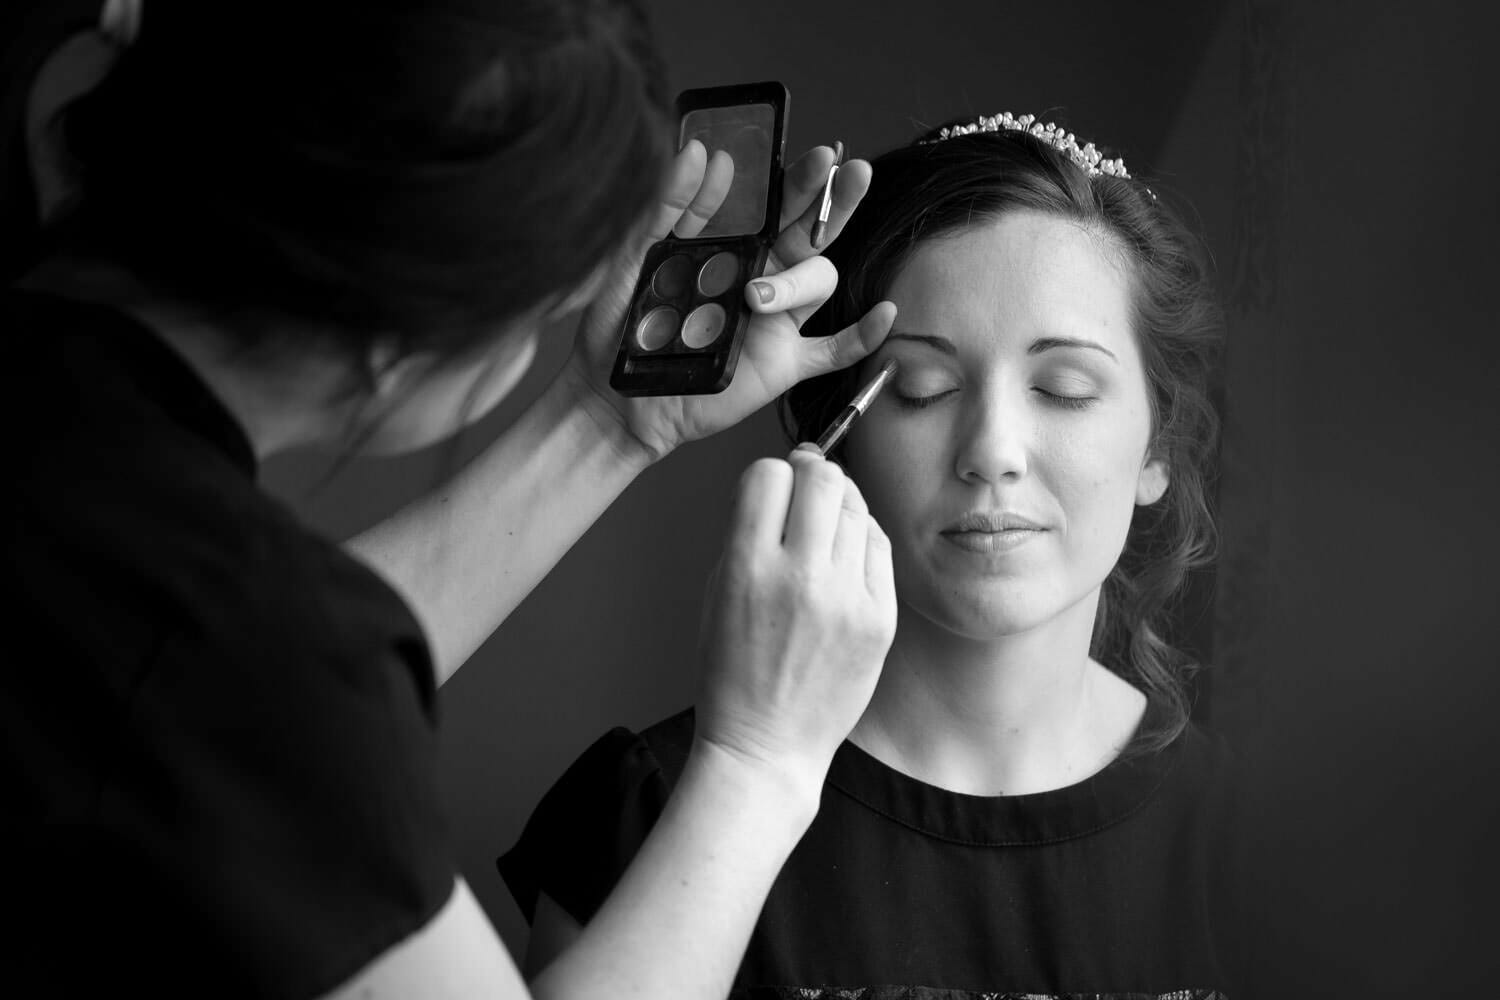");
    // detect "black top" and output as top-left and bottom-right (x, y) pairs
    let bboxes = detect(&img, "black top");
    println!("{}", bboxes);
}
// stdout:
(501, 703), (1245, 1000)
(1, 289), (453, 997)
